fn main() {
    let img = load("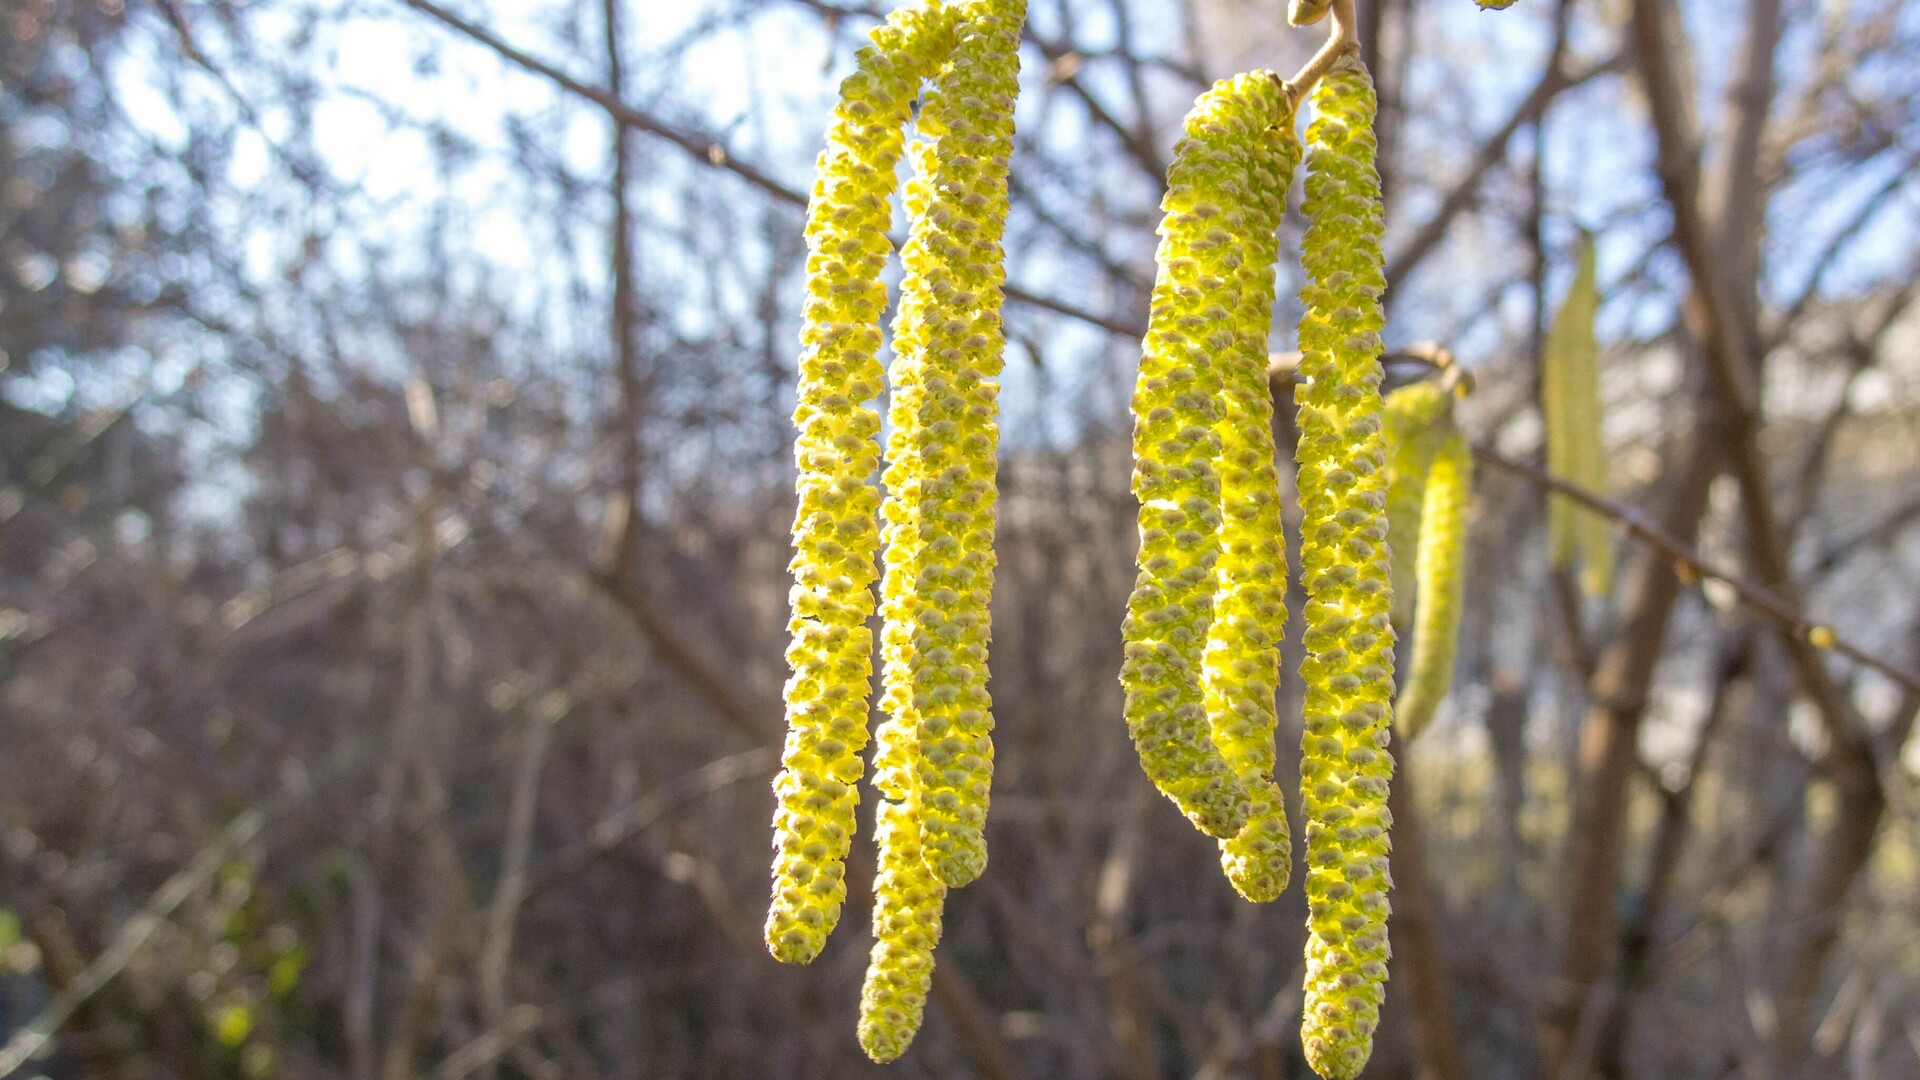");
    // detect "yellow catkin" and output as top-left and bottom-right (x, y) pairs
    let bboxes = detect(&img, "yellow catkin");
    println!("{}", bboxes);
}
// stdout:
(1293, 61), (1395, 1080)
(1381, 382), (1448, 629)
(1122, 74), (1293, 841)
(1205, 73), (1300, 903)
(767, 0), (962, 967)
(1543, 234), (1611, 597)
(906, 0), (1024, 890)
(1394, 428), (1471, 741)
